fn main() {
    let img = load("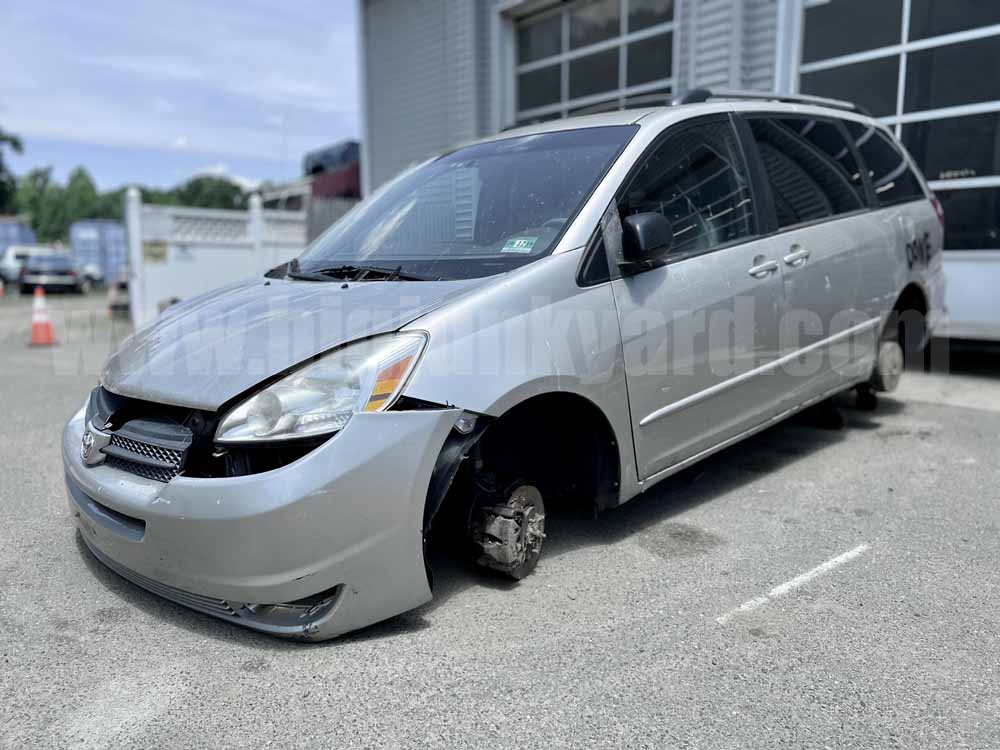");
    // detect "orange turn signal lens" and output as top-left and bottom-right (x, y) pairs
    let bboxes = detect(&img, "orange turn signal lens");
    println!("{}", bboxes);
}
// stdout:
(362, 336), (424, 412)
